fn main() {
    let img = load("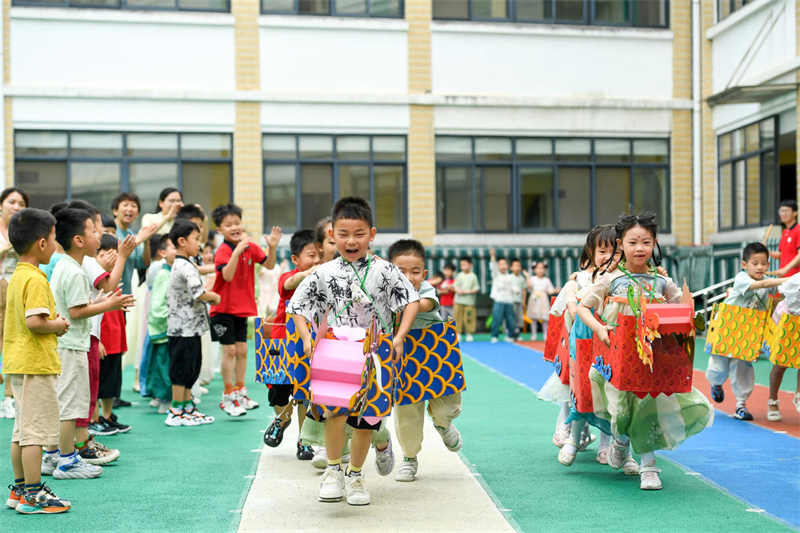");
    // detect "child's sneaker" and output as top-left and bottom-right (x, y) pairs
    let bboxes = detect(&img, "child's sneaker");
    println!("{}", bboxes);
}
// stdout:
(105, 413), (131, 433)
(345, 473), (370, 506)
(41, 454), (58, 476)
(435, 423), (462, 452)
(165, 408), (200, 427)
(158, 401), (170, 414)
(490, 337), (498, 343)
(639, 462), (662, 490)
(87, 419), (117, 437)
(236, 387), (259, 410)
(710, 384), (724, 403)
(395, 457), (418, 482)
(87, 437), (119, 463)
(767, 399), (782, 421)
(622, 455), (639, 476)
(7, 484), (23, 509)
(296, 441), (314, 460)
(465, 334), (474, 342)
(78, 445), (115, 466)
(185, 404), (215, 424)
(606, 438), (628, 470)
(318, 467), (345, 502)
(149, 398), (161, 408)
(220, 393), (247, 417)
(53, 454), (102, 479)
(0, 397), (15, 418)
(16, 484), (70, 514)
(734, 404), (754, 421)
(264, 417), (291, 447)
(374, 433), (395, 476)
(311, 447), (328, 469)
